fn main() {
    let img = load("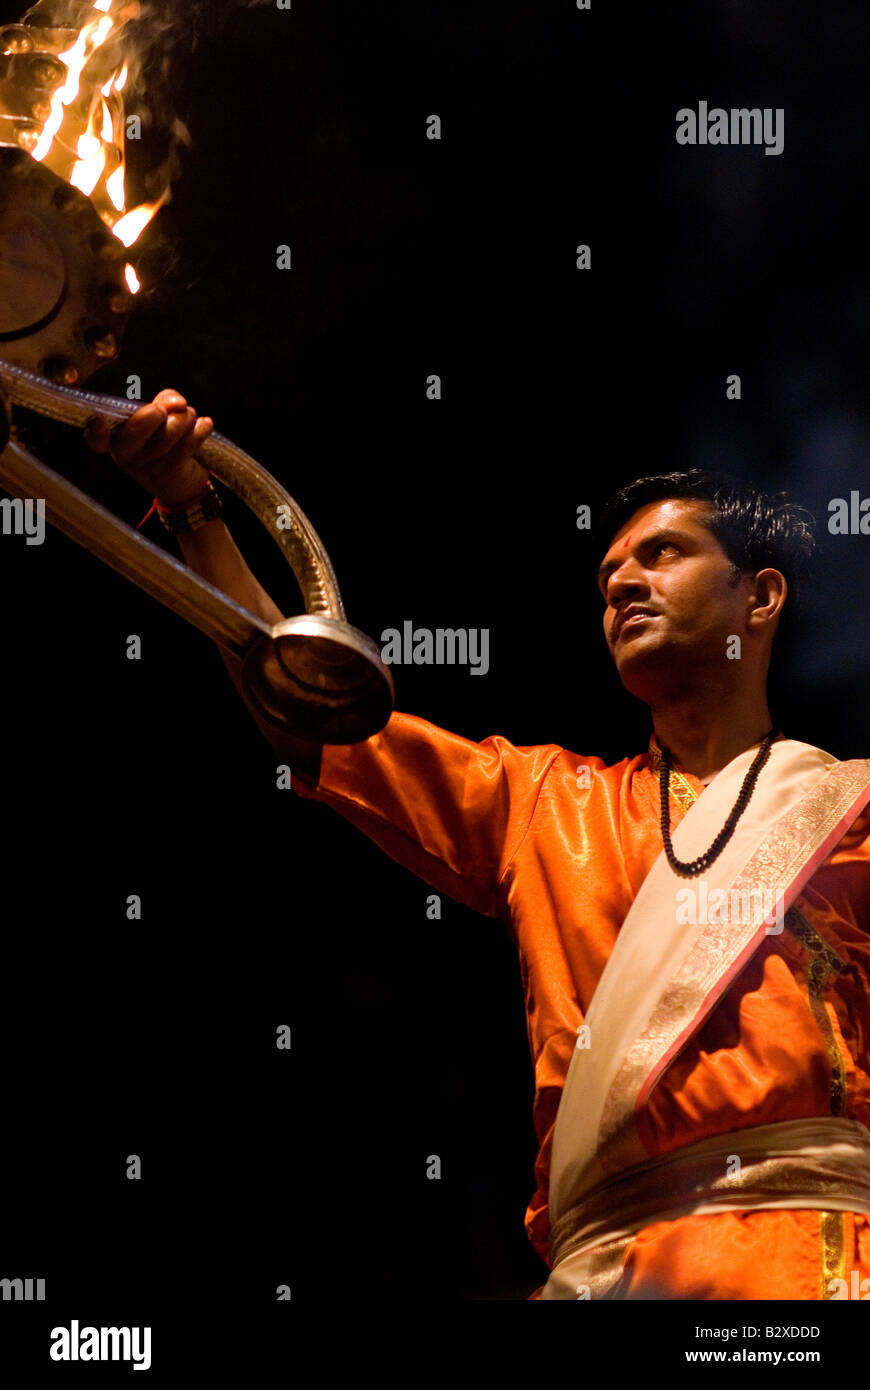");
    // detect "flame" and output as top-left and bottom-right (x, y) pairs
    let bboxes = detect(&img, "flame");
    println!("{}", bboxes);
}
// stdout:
(125, 263), (141, 294)
(112, 194), (165, 248)
(106, 164), (125, 210)
(28, 2), (159, 257)
(71, 133), (106, 197)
